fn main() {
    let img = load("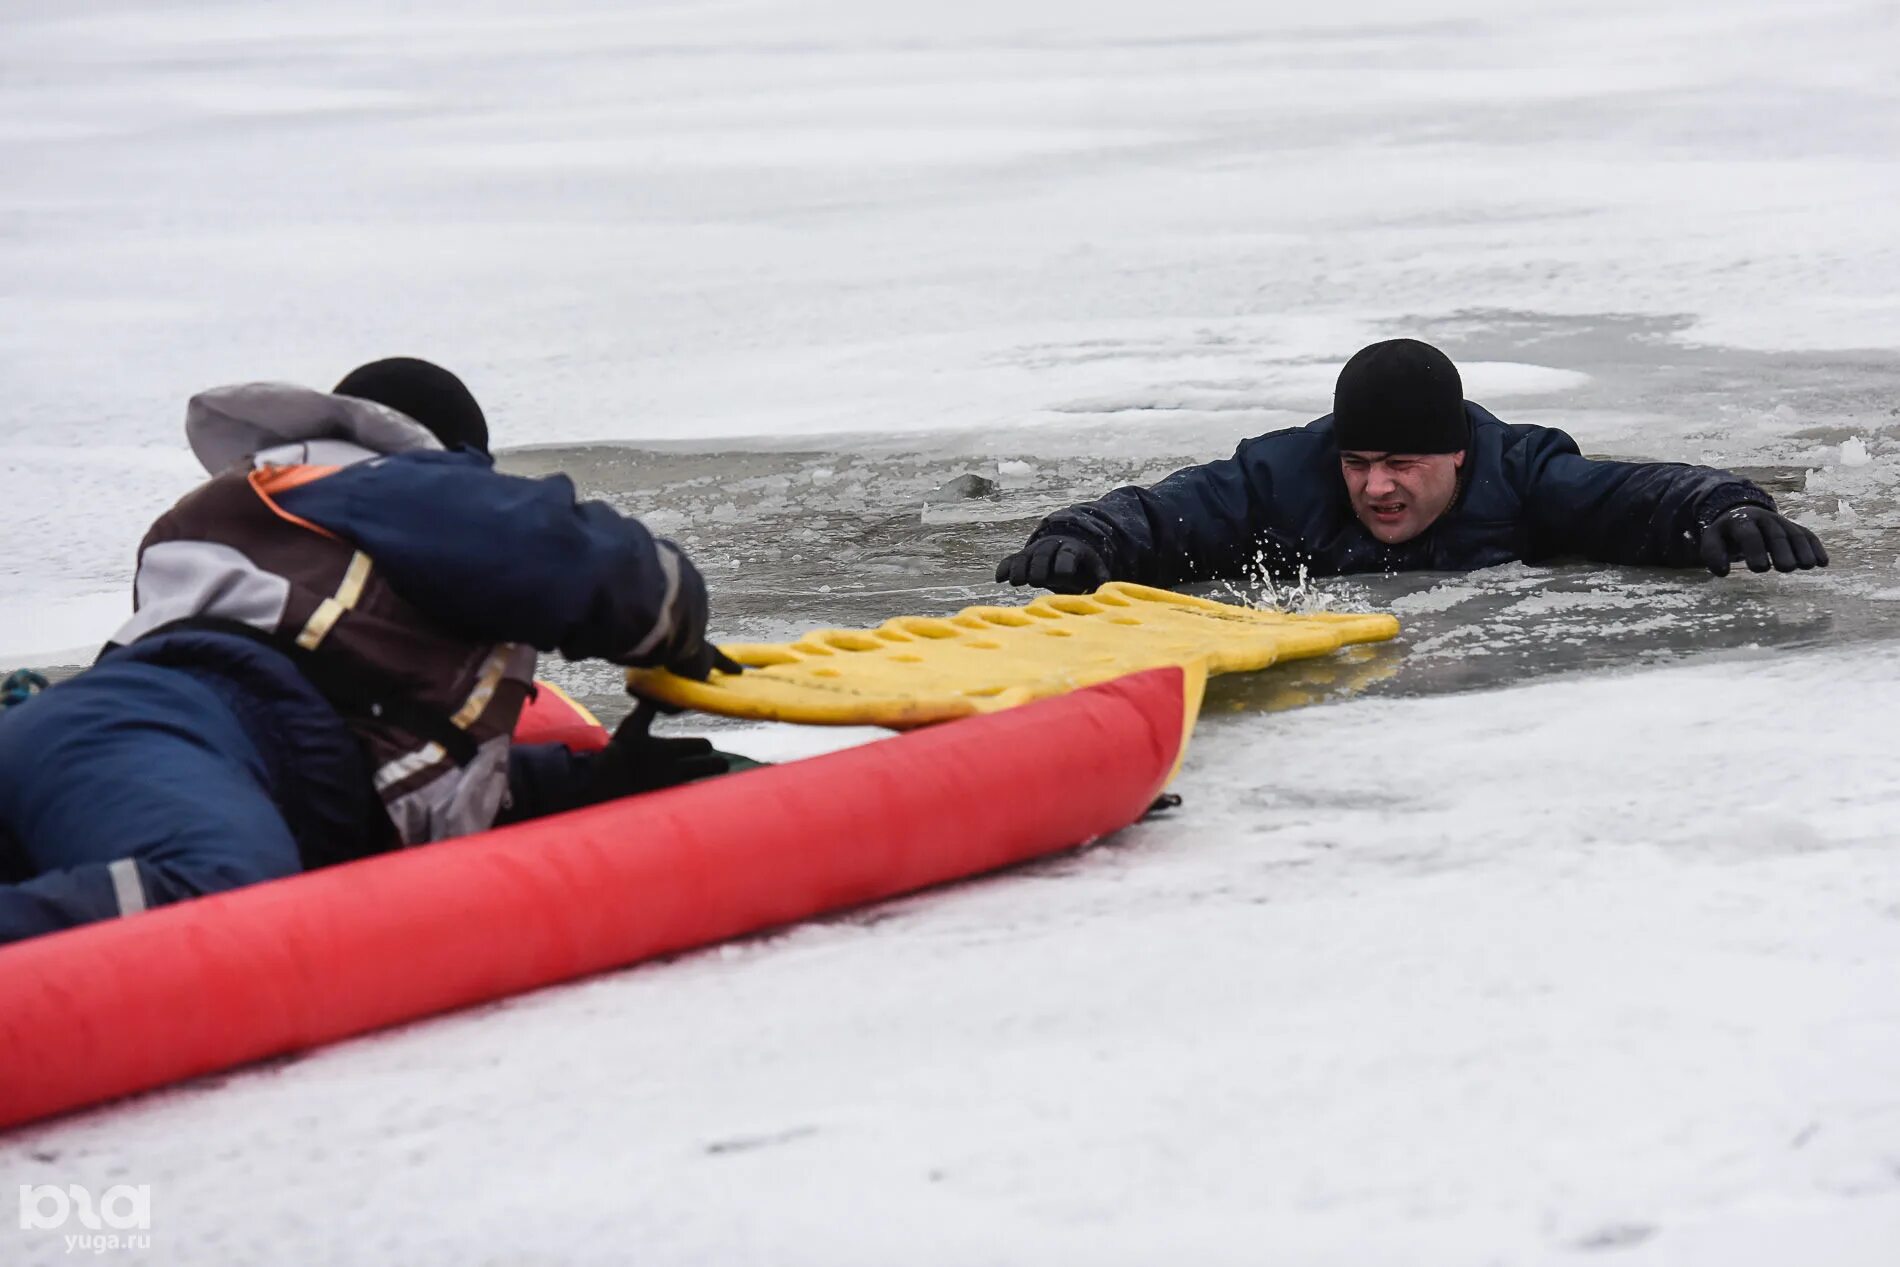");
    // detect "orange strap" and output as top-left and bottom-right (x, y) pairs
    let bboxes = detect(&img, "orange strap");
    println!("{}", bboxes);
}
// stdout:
(248, 465), (343, 541)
